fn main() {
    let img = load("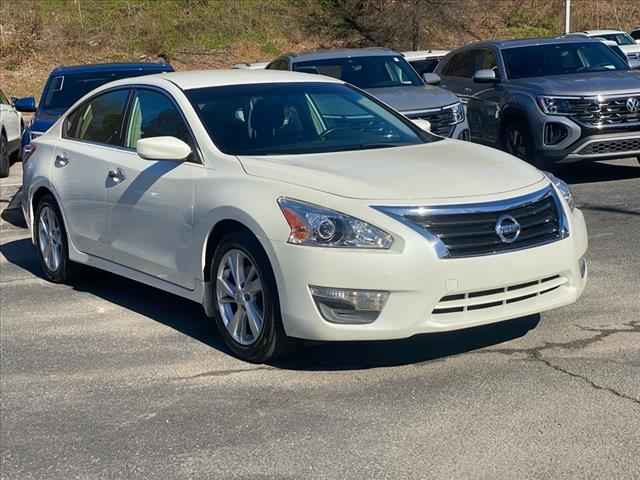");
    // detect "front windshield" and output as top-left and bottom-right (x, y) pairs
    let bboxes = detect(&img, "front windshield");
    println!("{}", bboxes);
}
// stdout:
(292, 56), (423, 89)
(502, 42), (629, 79)
(593, 33), (635, 46)
(186, 83), (436, 156)
(41, 70), (164, 111)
